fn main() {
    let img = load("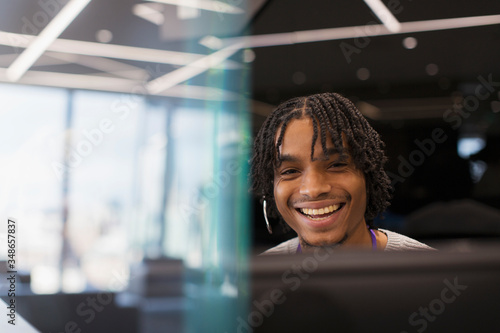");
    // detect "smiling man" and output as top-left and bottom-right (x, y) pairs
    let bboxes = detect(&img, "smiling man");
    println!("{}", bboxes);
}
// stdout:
(251, 92), (433, 254)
